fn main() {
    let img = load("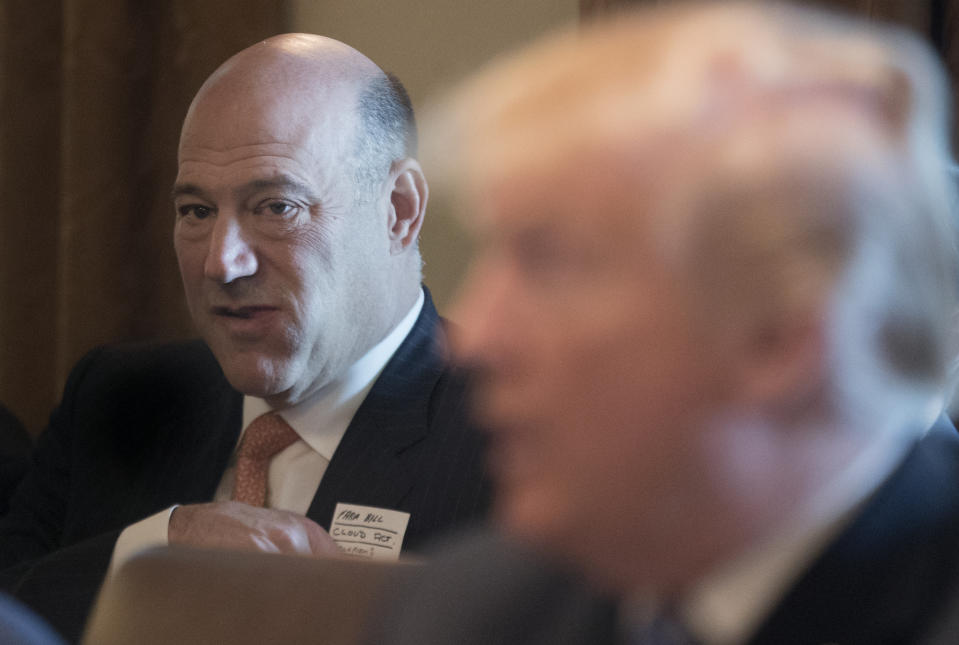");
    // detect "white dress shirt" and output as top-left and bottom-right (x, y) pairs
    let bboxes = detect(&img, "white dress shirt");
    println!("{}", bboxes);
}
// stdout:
(110, 291), (424, 572)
